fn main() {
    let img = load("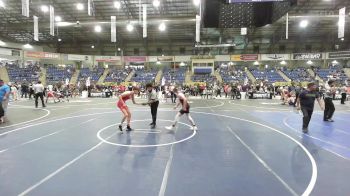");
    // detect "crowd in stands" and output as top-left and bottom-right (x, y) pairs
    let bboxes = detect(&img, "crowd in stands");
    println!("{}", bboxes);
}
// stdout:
(218, 67), (247, 83)
(192, 74), (216, 83)
(131, 67), (158, 83)
(105, 68), (130, 83)
(163, 67), (186, 84)
(46, 66), (73, 84)
(78, 67), (104, 82)
(315, 65), (348, 83)
(250, 68), (285, 83)
(7, 64), (40, 83)
(282, 68), (313, 82)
